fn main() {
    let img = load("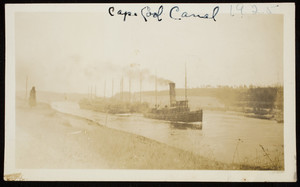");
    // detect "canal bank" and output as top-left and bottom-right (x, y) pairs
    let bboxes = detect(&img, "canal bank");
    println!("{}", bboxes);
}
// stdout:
(16, 98), (231, 169)
(51, 100), (284, 169)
